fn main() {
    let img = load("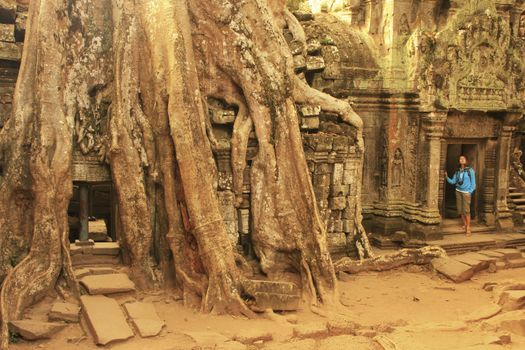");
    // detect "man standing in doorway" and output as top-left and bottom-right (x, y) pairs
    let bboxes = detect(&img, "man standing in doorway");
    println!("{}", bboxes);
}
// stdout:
(445, 155), (476, 236)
